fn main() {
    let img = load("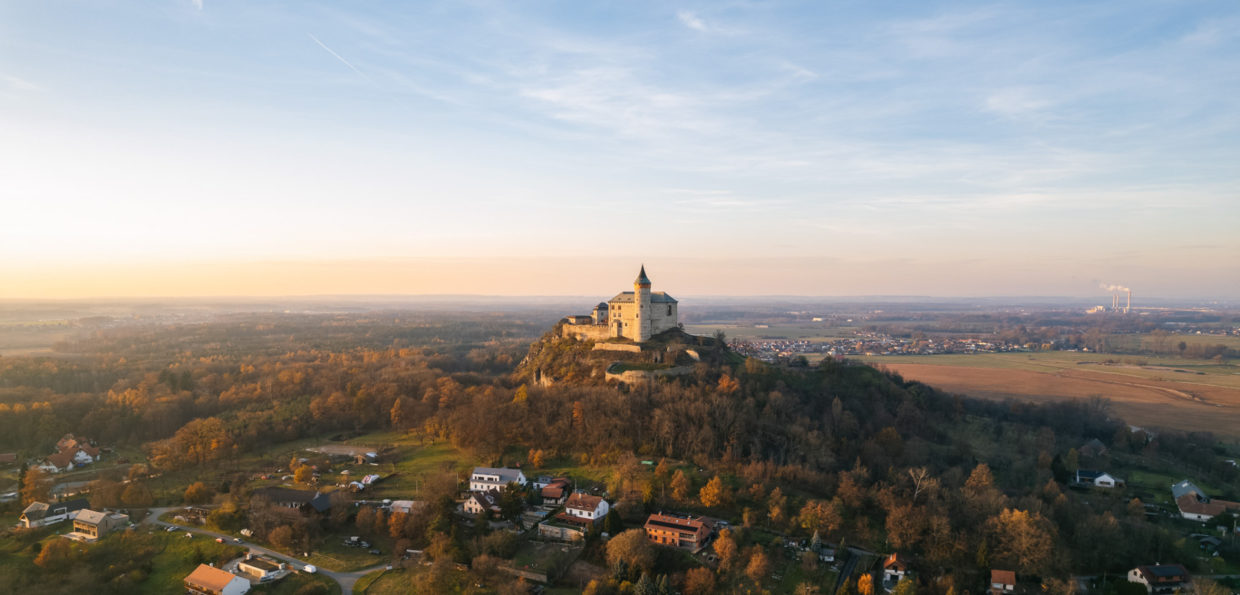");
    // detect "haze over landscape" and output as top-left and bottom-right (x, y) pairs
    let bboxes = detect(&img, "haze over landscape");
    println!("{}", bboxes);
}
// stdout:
(3, 0), (1238, 298)
(3, 3), (1240, 595)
